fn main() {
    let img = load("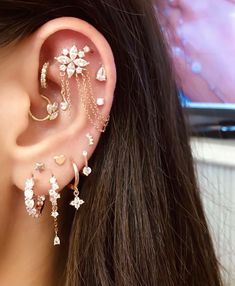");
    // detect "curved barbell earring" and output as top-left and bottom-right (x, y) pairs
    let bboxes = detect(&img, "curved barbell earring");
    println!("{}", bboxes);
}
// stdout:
(29, 94), (59, 122)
